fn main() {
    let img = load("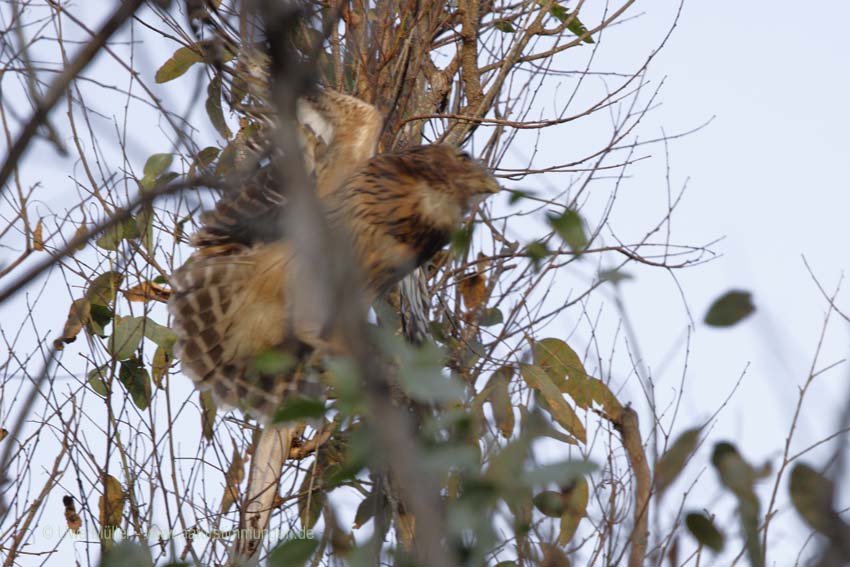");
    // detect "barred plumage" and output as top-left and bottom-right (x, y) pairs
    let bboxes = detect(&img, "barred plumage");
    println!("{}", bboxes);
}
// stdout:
(170, 143), (498, 415)
(168, 89), (499, 561)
